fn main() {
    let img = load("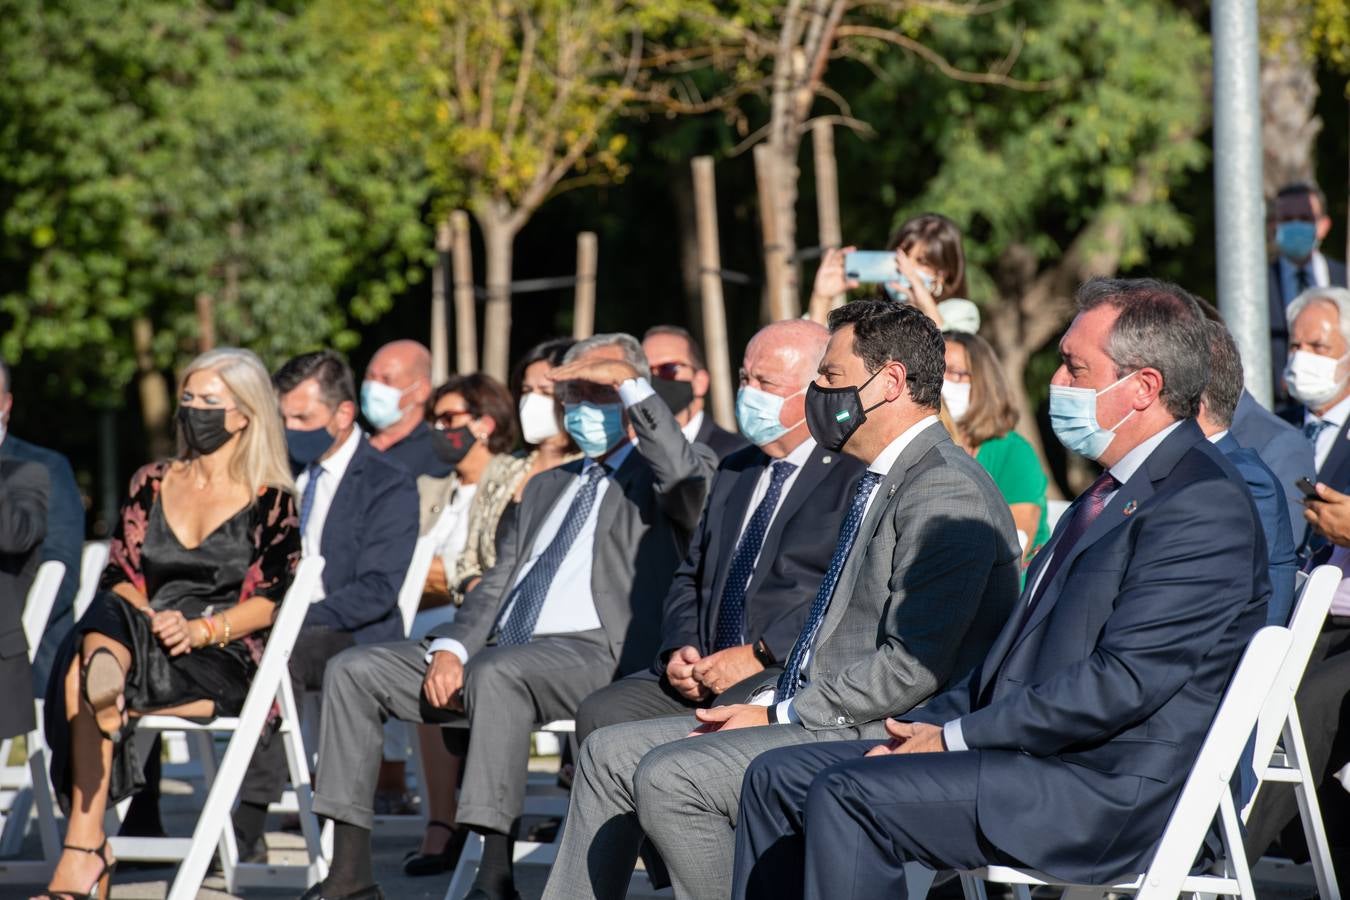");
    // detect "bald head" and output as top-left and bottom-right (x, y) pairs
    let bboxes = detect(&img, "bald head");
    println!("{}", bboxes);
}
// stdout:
(744, 319), (830, 390)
